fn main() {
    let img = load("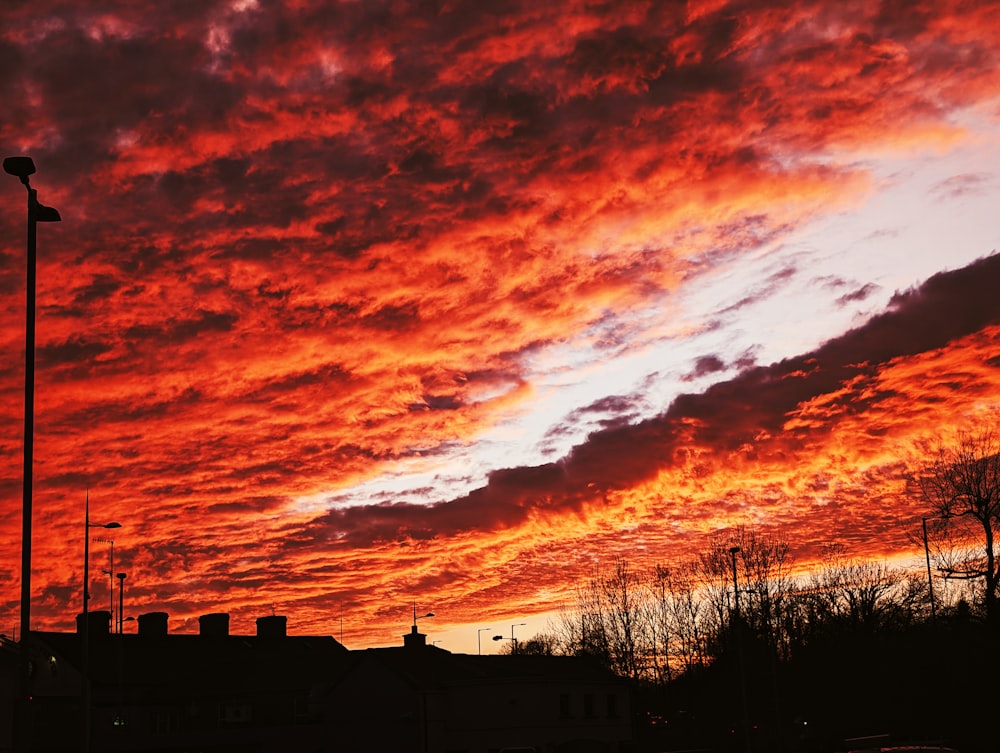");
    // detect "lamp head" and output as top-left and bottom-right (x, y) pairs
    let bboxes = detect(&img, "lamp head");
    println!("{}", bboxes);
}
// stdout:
(35, 203), (61, 222)
(3, 156), (36, 184)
